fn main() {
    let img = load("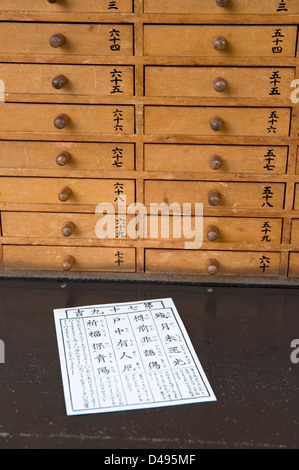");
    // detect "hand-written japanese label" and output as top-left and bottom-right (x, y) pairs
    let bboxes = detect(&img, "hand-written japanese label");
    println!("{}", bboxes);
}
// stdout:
(261, 186), (274, 208)
(109, 28), (121, 51)
(264, 148), (277, 171)
(53, 298), (216, 415)
(110, 69), (123, 94)
(261, 221), (272, 242)
(113, 109), (124, 132)
(112, 146), (124, 167)
(259, 255), (271, 272)
(267, 110), (279, 134)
